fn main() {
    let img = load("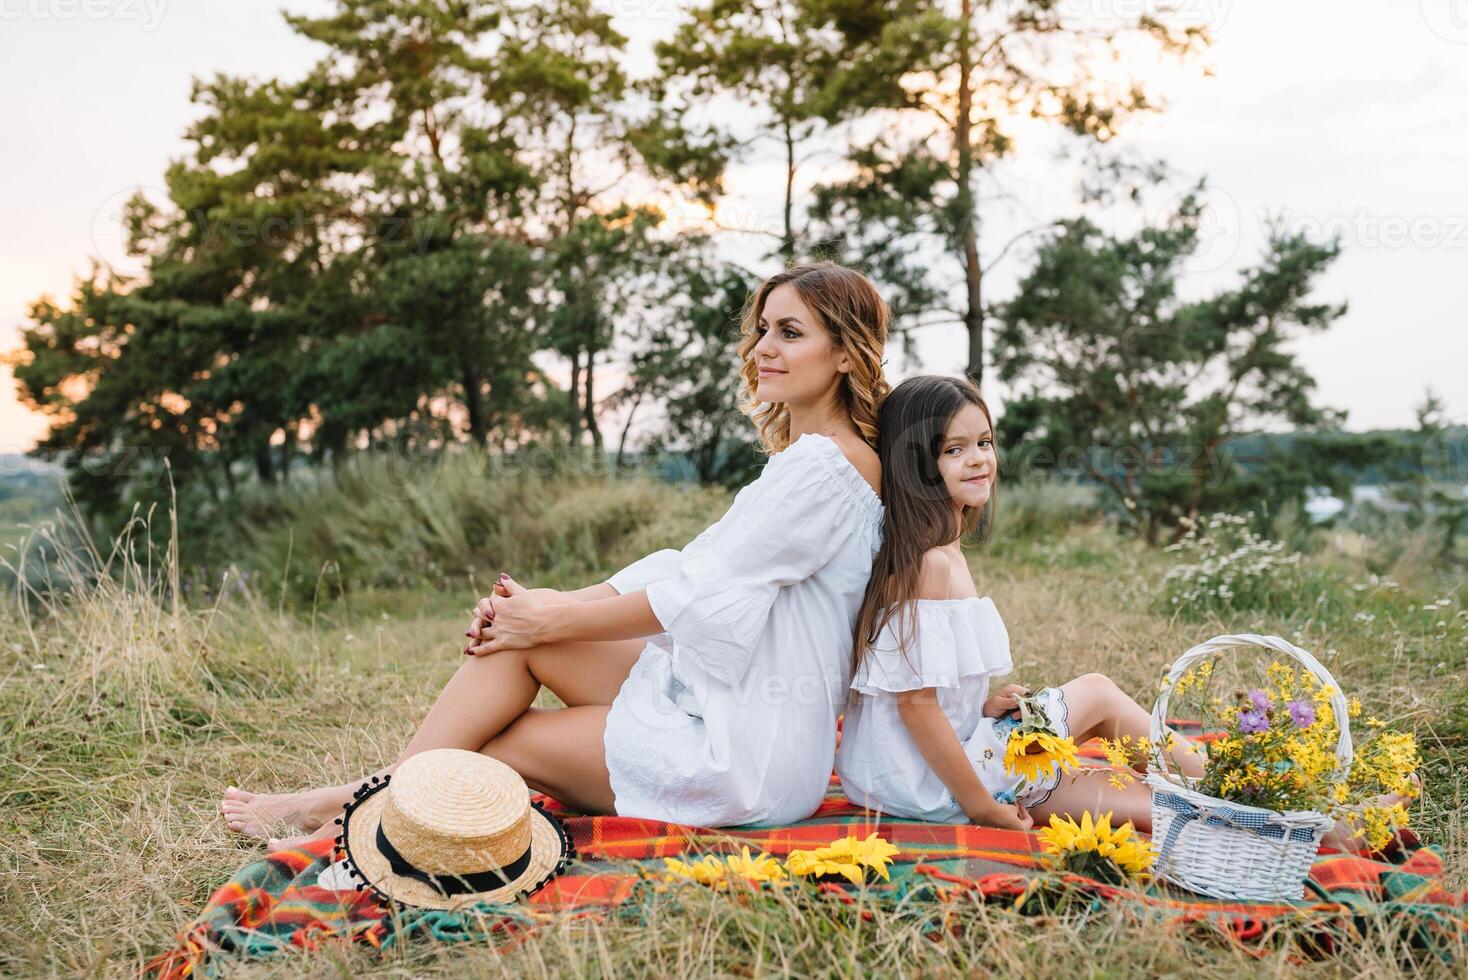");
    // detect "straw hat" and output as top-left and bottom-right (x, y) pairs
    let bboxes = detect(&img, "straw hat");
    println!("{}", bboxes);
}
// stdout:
(333, 748), (575, 910)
